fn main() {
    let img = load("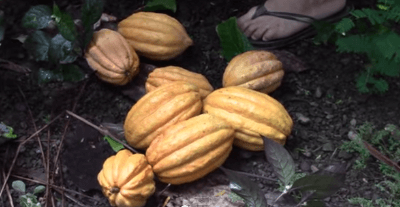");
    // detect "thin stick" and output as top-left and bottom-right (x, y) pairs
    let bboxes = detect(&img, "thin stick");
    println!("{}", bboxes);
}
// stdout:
(45, 129), (51, 207)
(66, 110), (139, 154)
(2, 170), (13, 207)
(18, 86), (47, 170)
(53, 80), (87, 171)
(0, 113), (63, 197)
